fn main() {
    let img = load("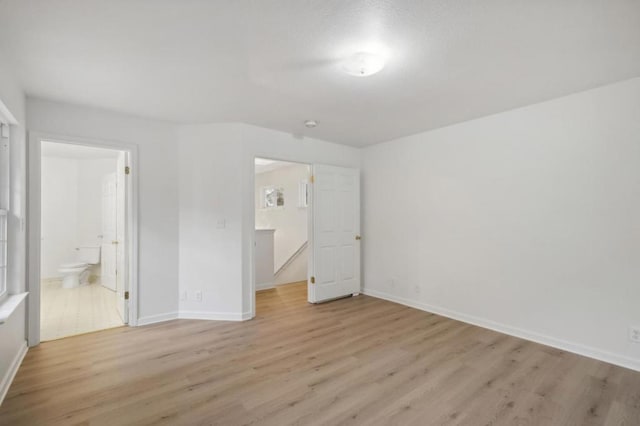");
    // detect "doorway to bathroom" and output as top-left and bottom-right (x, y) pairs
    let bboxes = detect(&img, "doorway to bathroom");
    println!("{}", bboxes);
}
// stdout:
(37, 141), (130, 341)
(254, 158), (311, 314)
